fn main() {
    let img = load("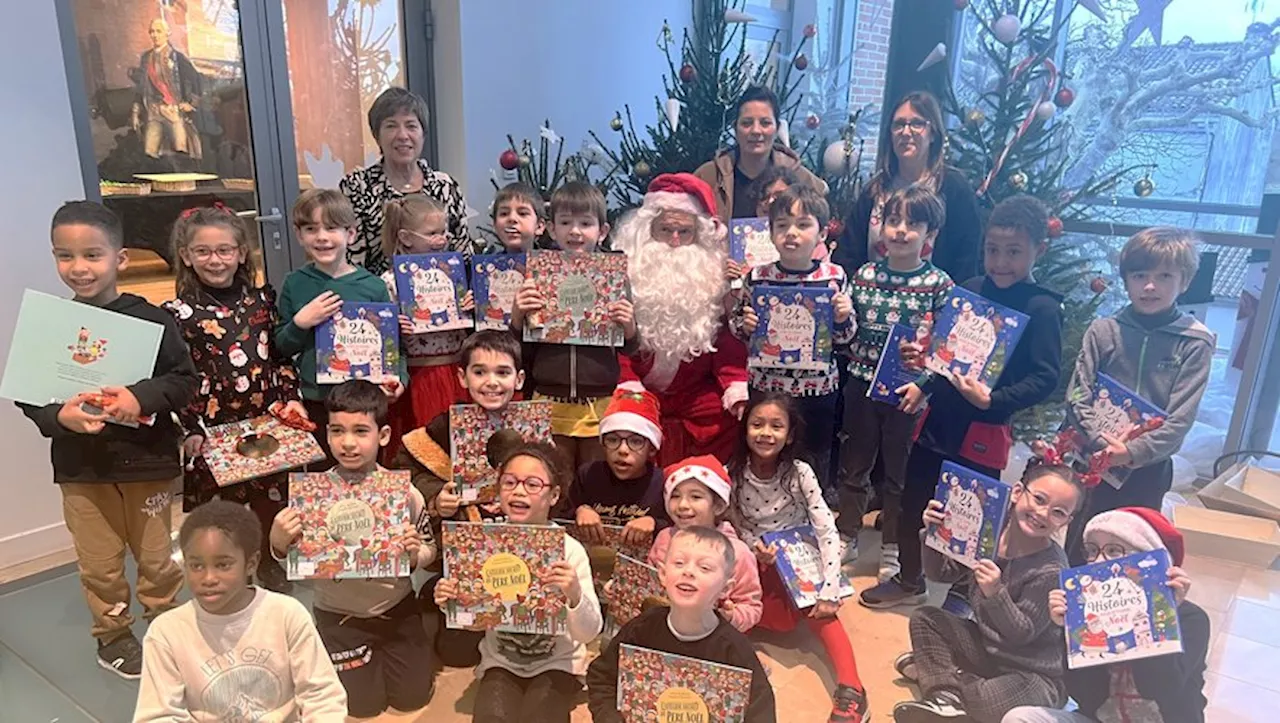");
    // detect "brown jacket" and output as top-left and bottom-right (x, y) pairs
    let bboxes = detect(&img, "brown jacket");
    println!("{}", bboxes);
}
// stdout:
(694, 144), (828, 225)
